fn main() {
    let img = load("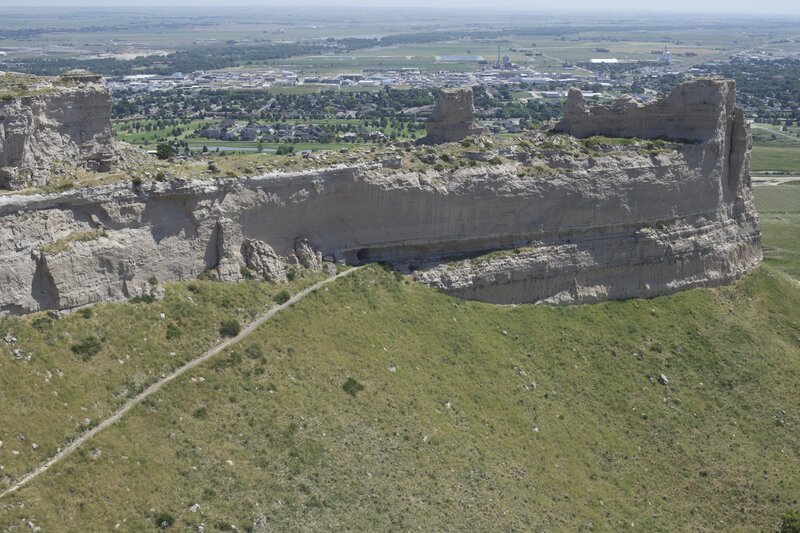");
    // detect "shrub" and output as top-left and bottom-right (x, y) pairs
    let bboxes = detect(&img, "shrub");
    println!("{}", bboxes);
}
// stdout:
(782, 510), (800, 533)
(273, 290), (291, 305)
(488, 156), (503, 165)
(131, 176), (143, 188)
(78, 307), (93, 319)
(286, 269), (297, 282)
(219, 319), (241, 337)
(193, 407), (208, 419)
(240, 265), (254, 279)
(166, 323), (182, 340)
(433, 163), (444, 171)
(197, 269), (216, 281)
(155, 512), (175, 529)
(32, 316), (54, 330)
(342, 377), (364, 397)
(71, 336), (102, 360)
(245, 345), (265, 360)
(155, 143), (176, 160)
(129, 294), (155, 304)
